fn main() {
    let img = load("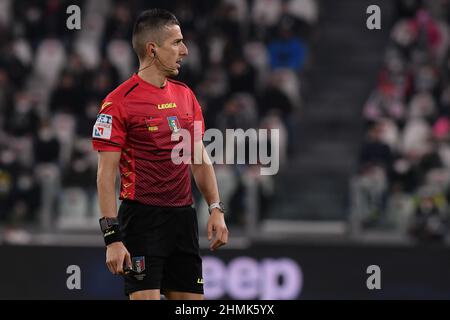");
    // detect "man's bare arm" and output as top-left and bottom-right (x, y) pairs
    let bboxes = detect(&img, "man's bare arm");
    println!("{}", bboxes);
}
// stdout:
(97, 151), (121, 218)
(190, 145), (220, 206)
(97, 151), (131, 274)
(191, 143), (228, 250)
